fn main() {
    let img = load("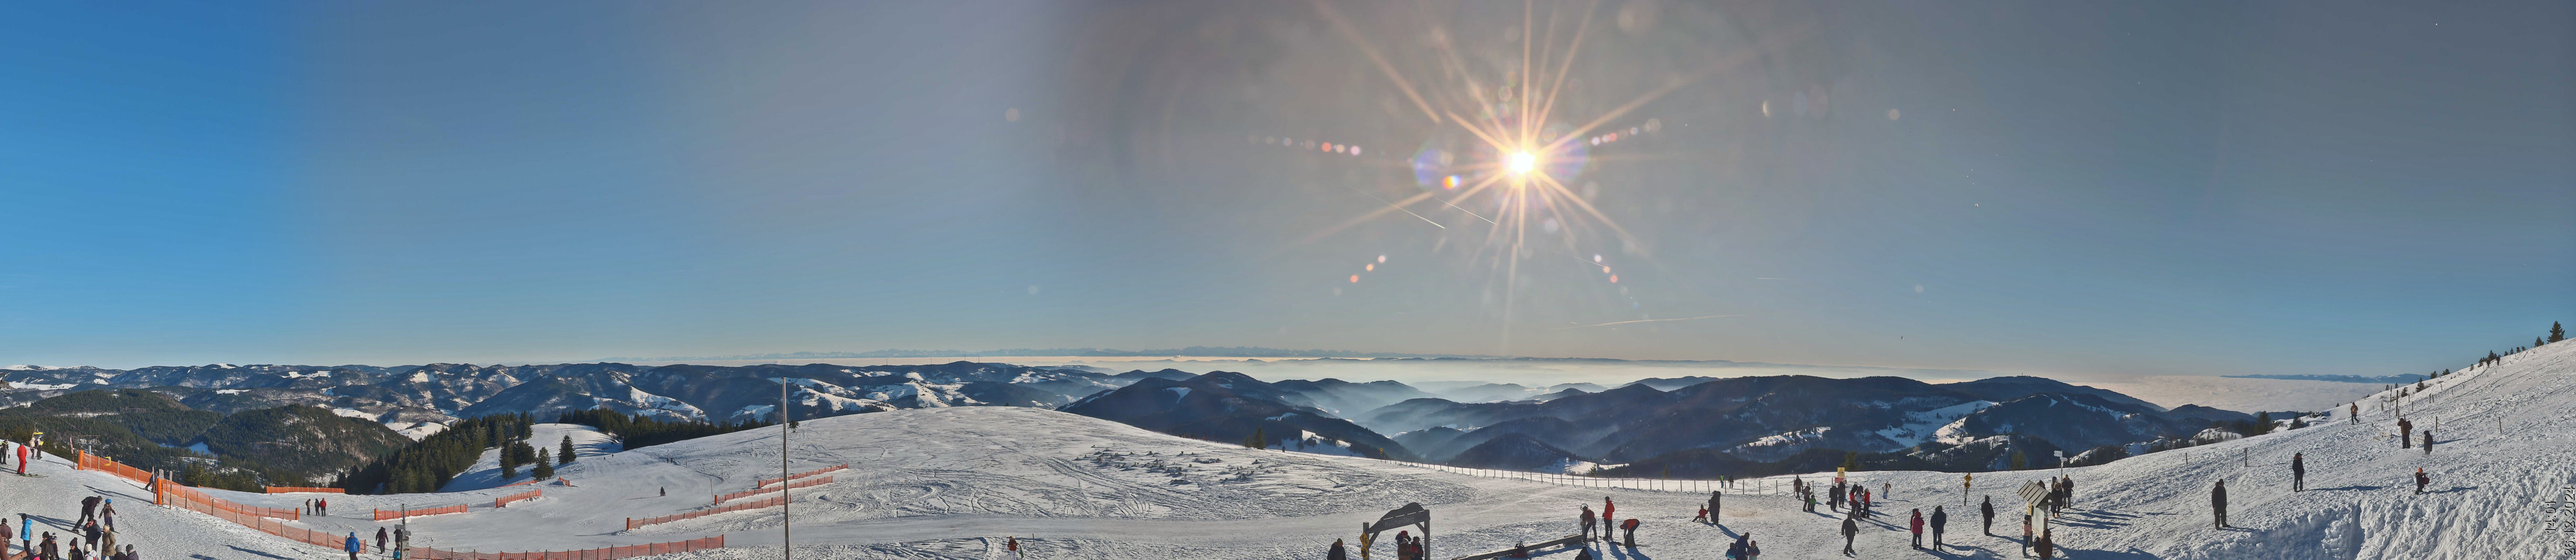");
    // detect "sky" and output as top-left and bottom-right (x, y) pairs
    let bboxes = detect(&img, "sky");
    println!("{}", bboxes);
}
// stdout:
(2, 1), (2570, 378)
